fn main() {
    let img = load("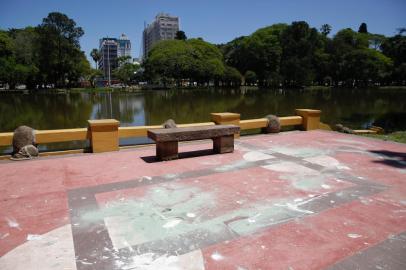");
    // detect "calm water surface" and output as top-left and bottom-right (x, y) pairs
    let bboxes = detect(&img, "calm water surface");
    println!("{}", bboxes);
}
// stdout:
(1, 87), (405, 152)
